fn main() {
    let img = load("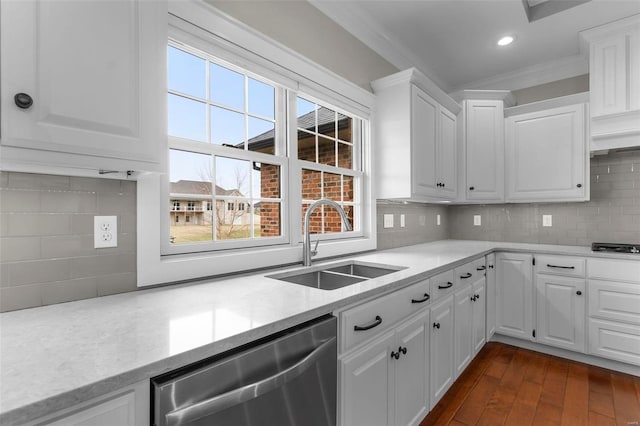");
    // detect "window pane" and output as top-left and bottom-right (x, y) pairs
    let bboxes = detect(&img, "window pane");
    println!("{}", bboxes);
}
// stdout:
(337, 113), (352, 143)
(215, 198), (253, 240)
(317, 107), (337, 141)
(211, 106), (244, 147)
(317, 135), (335, 166)
(338, 142), (352, 169)
(323, 172), (342, 201)
(248, 78), (274, 119)
(302, 203), (323, 235)
(301, 169), (321, 201)
(215, 157), (250, 197)
(298, 131), (315, 162)
(259, 202), (281, 237)
(169, 150), (213, 244)
(297, 97), (317, 131)
(343, 175), (354, 203)
(253, 162), (280, 199)
(210, 63), (244, 110)
(168, 46), (206, 98)
(248, 117), (275, 155)
(168, 94), (206, 142)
